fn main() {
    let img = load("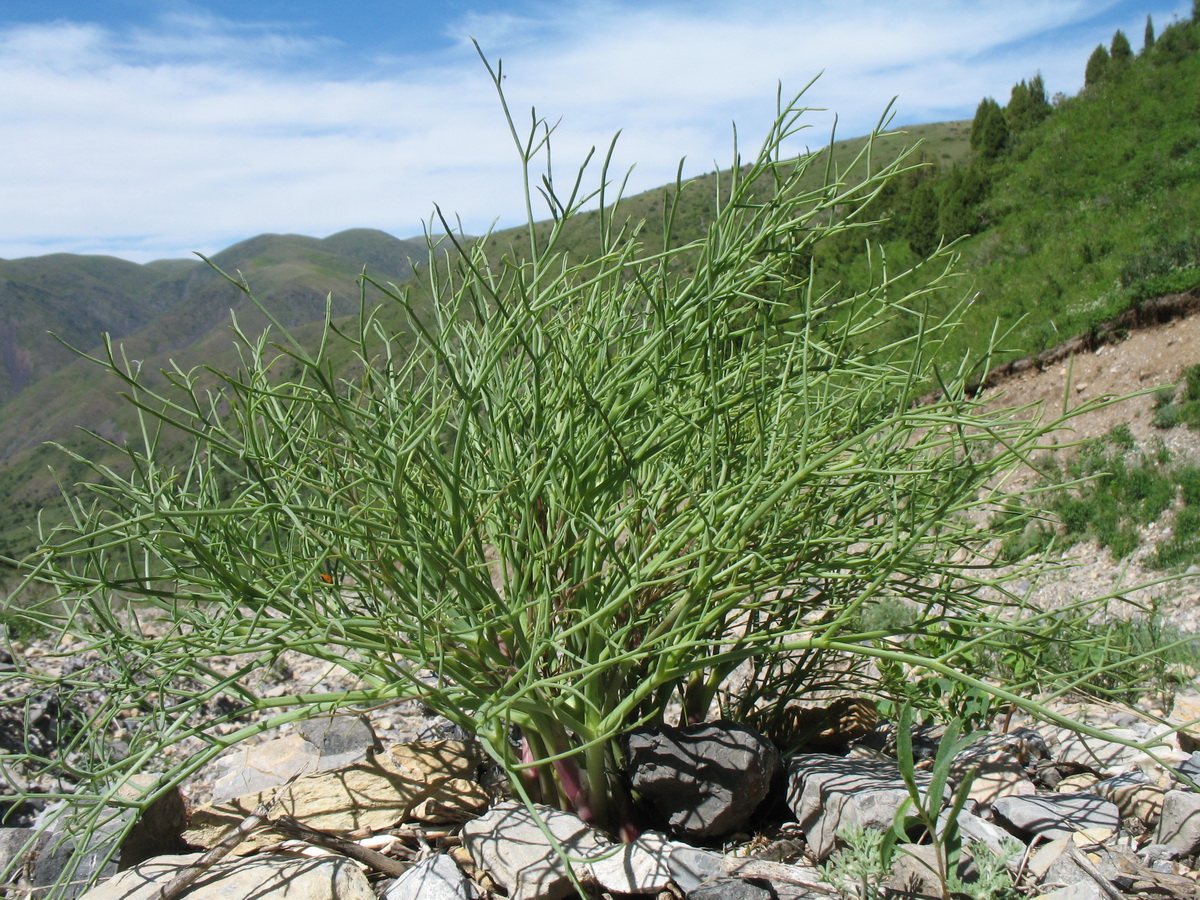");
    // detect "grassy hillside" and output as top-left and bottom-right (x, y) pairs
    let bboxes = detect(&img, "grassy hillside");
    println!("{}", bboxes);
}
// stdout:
(473, 119), (972, 272)
(804, 15), (1200, 365)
